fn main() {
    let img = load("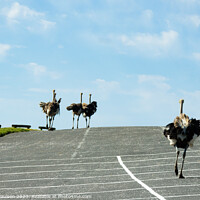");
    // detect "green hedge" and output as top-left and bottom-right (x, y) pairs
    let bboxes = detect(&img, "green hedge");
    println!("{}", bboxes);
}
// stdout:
(0, 128), (30, 137)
